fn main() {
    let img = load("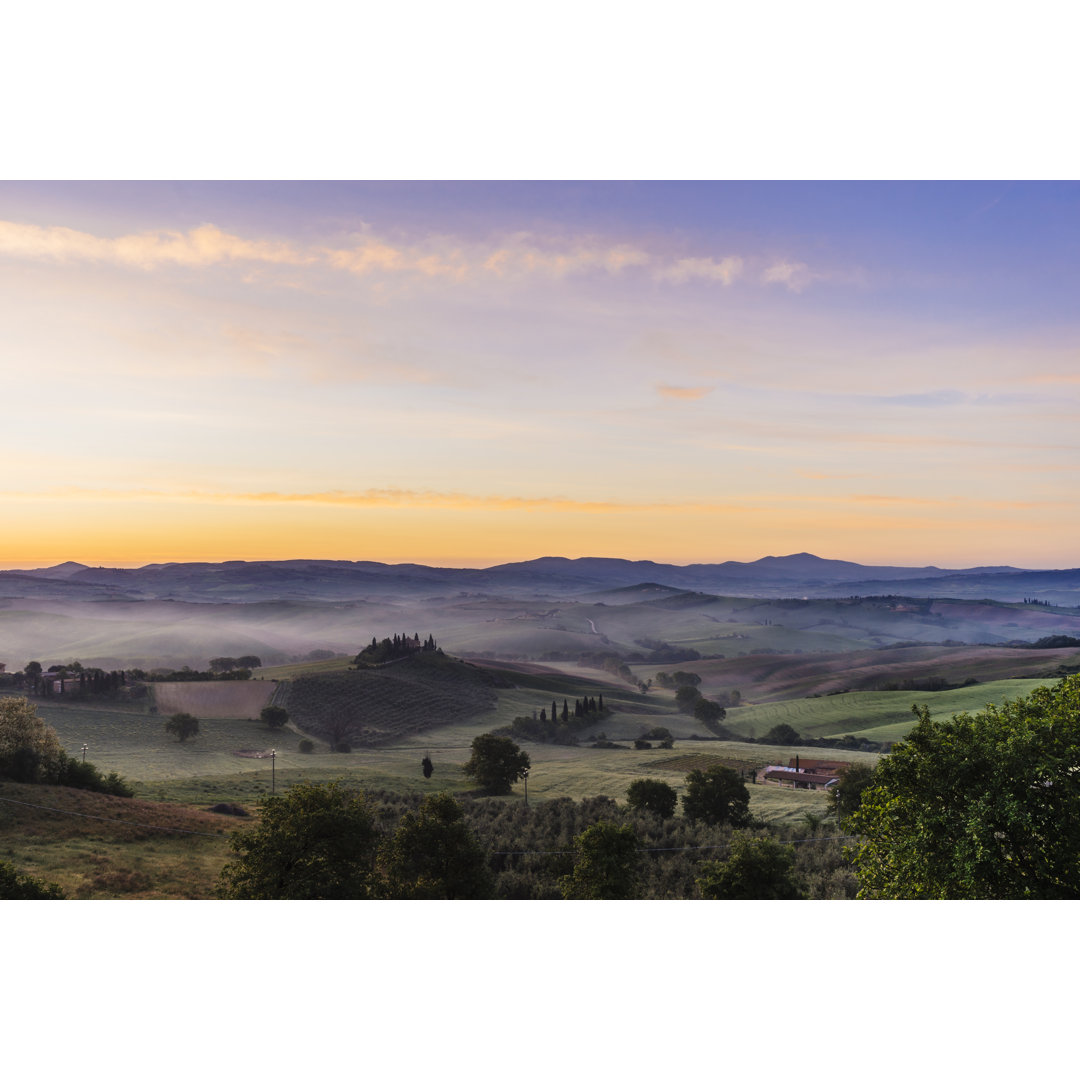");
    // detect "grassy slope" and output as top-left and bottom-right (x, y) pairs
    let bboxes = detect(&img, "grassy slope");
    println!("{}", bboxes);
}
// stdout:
(723, 677), (1053, 742)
